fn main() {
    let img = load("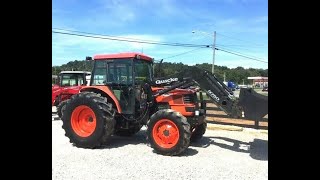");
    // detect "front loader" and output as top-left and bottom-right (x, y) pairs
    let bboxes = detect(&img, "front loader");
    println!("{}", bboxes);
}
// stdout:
(61, 52), (267, 156)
